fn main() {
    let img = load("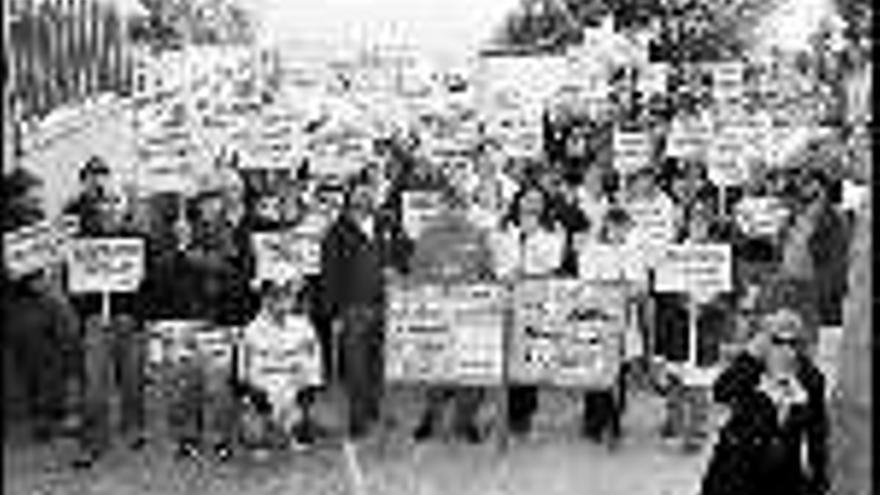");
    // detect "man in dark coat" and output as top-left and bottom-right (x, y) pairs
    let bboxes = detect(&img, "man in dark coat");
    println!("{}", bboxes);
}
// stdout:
(320, 170), (412, 438)
(700, 308), (829, 495)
